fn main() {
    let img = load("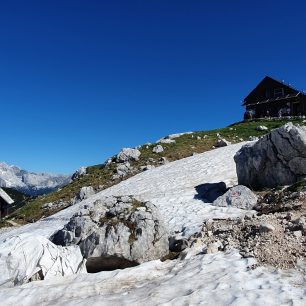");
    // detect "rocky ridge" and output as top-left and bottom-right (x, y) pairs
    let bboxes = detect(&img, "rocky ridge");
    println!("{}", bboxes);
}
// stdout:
(0, 162), (71, 196)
